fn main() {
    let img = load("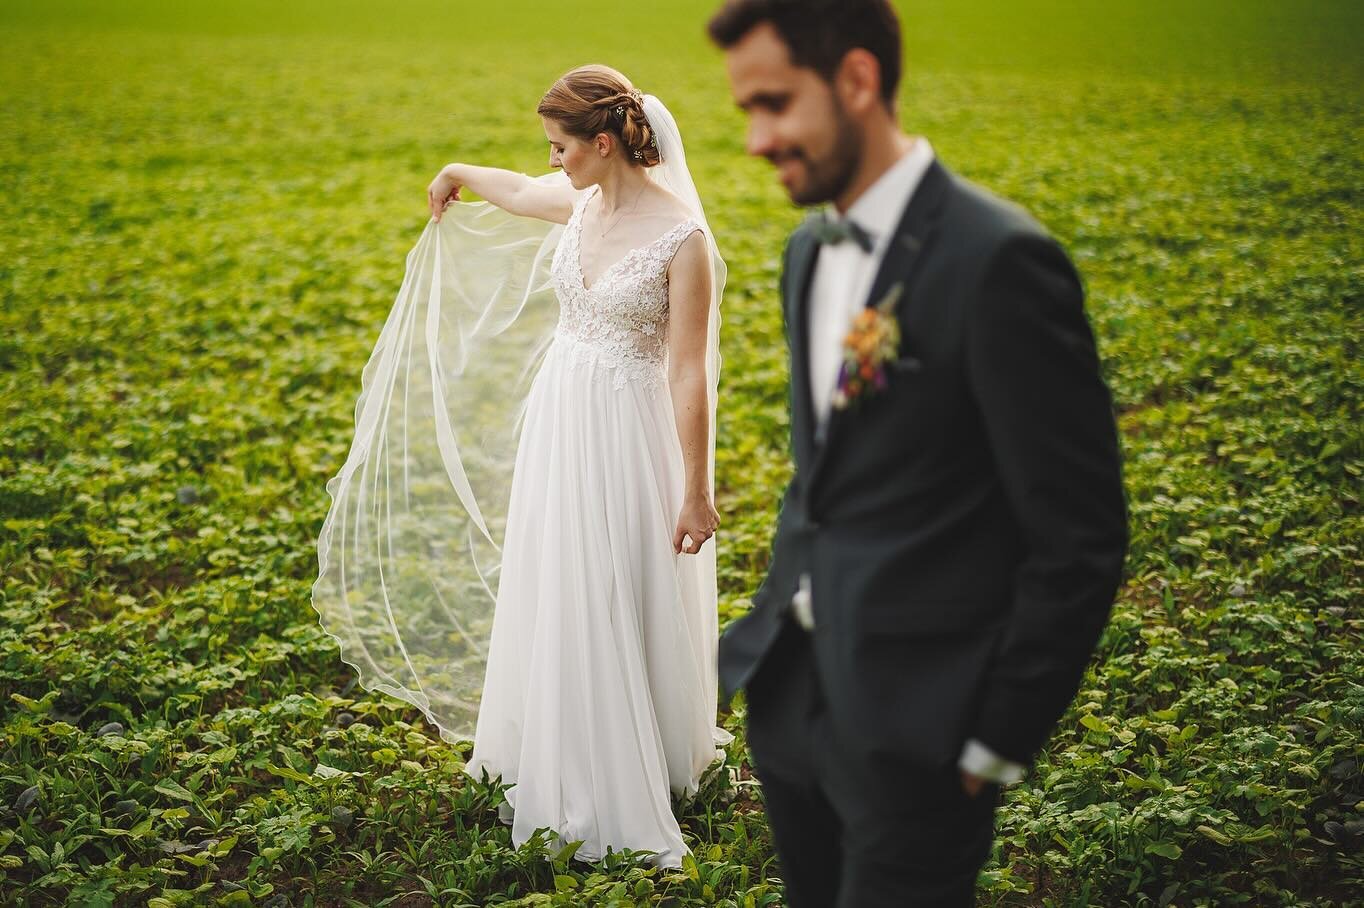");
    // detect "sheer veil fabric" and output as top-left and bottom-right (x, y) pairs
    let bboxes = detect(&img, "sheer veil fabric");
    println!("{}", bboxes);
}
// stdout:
(310, 94), (728, 751)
